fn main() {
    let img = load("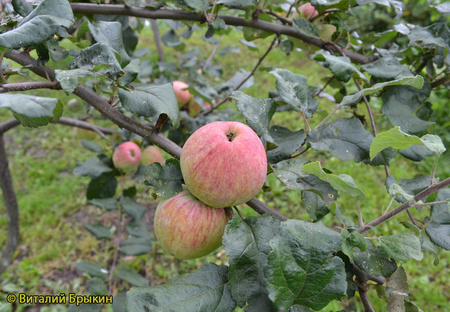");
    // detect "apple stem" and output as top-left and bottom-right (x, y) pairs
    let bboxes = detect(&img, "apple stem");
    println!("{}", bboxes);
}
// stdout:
(226, 132), (235, 142)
